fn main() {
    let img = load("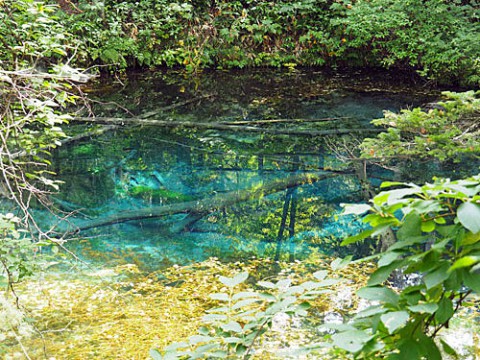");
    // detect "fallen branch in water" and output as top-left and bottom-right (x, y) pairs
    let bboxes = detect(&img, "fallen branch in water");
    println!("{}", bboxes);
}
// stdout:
(220, 117), (351, 126)
(7, 95), (215, 160)
(139, 93), (215, 118)
(68, 170), (345, 232)
(72, 116), (382, 136)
